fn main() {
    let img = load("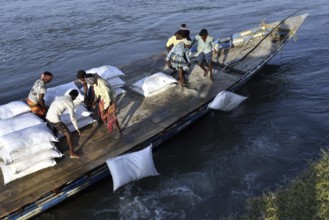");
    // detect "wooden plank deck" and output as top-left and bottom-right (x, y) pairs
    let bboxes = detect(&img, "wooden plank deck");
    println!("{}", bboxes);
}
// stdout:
(0, 53), (241, 217)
